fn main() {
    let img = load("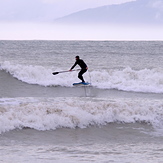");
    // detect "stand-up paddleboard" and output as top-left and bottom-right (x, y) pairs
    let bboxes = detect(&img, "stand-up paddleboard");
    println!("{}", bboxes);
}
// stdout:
(73, 82), (90, 86)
